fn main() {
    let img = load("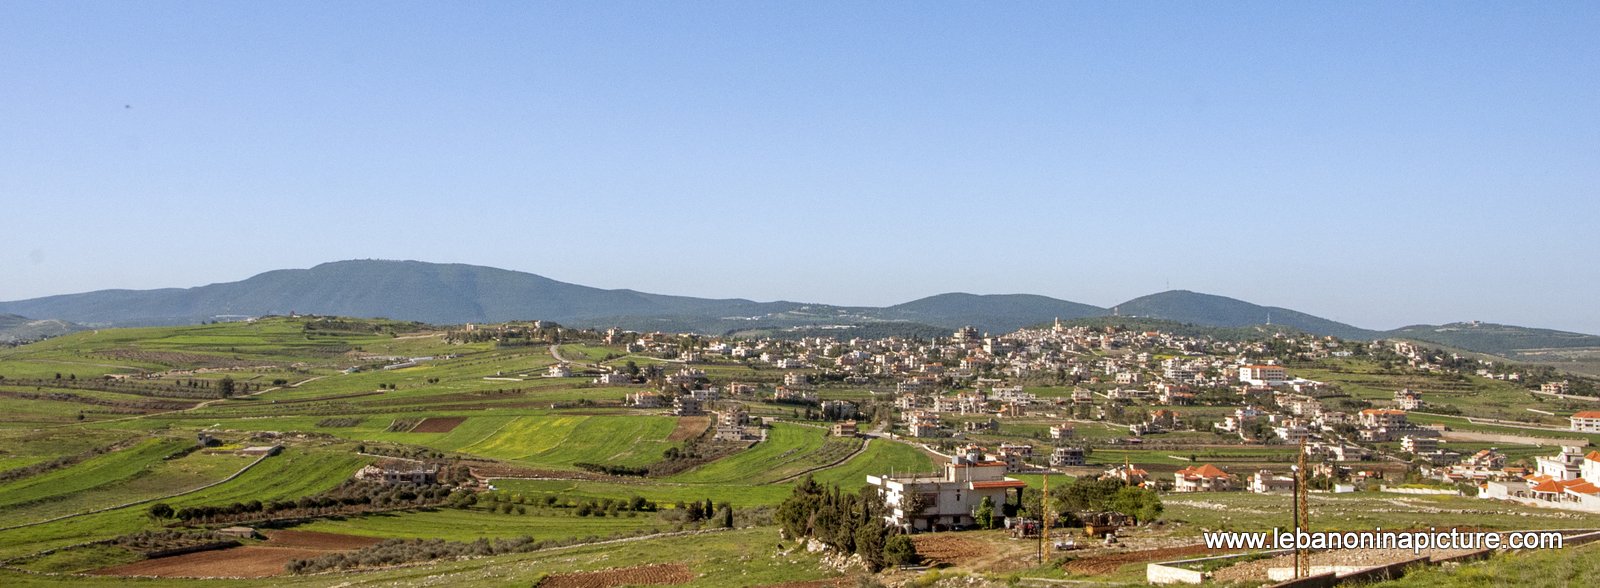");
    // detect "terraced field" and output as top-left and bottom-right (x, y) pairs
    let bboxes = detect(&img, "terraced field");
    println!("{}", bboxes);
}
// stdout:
(460, 415), (682, 469)
(0, 450), (247, 526)
(0, 437), (195, 512)
(0, 448), (368, 560)
(493, 428), (934, 506)
(0, 527), (845, 587)
(667, 424), (850, 484)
